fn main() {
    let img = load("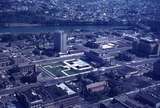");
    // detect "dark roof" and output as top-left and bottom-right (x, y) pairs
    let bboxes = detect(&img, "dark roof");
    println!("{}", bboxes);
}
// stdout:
(22, 89), (42, 102)
(0, 102), (4, 108)
(137, 92), (160, 106)
(109, 103), (126, 108)
(0, 54), (10, 62)
(149, 88), (160, 98)
(115, 95), (145, 108)
(33, 87), (52, 102)
(116, 66), (137, 76)
(101, 101), (126, 108)
(44, 85), (68, 101)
